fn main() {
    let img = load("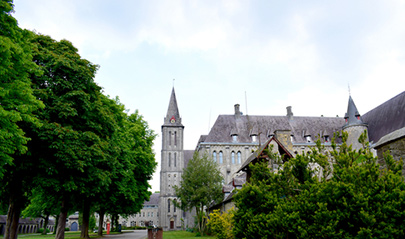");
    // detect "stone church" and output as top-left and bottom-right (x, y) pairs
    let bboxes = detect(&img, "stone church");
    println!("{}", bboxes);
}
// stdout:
(158, 88), (405, 229)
